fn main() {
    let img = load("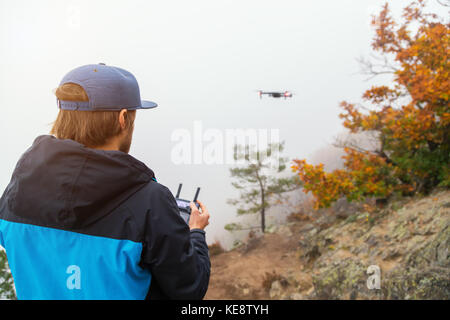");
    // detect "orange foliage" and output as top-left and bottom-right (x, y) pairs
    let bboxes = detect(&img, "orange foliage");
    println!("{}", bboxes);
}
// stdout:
(292, 1), (449, 209)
